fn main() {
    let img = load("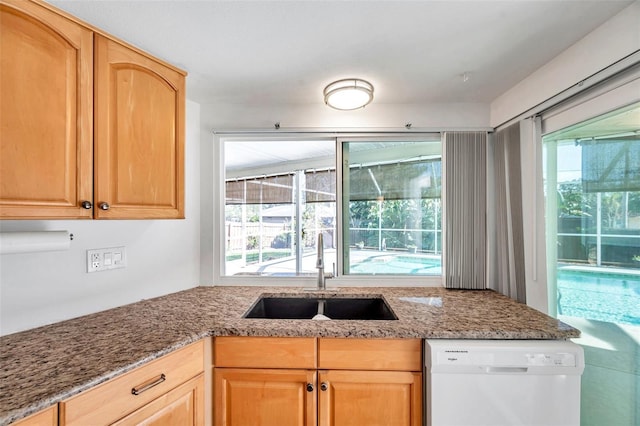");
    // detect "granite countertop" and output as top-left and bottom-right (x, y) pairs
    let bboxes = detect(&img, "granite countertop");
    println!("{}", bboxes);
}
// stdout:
(0, 286), (579, 424)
